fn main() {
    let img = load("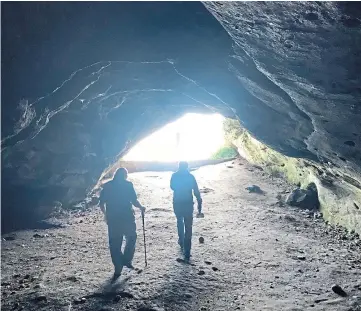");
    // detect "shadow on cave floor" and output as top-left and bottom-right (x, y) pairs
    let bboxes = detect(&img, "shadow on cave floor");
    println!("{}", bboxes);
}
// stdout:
(1, 159), (361, 311)
(1, 219), (65, 235)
